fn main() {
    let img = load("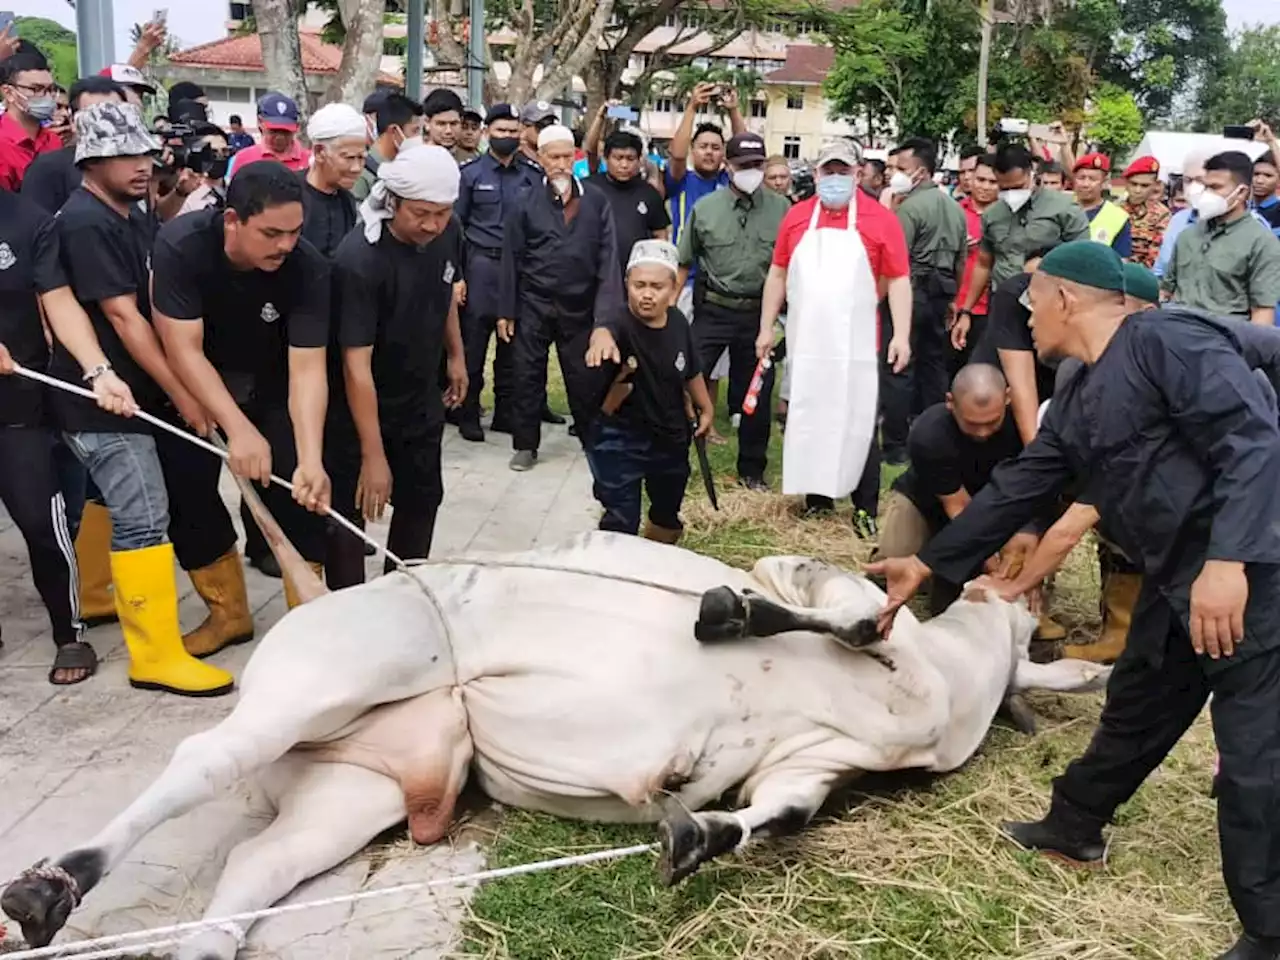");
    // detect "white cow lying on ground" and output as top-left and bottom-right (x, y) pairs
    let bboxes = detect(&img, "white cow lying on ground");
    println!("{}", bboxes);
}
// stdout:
(2, 532), (1109, 959)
